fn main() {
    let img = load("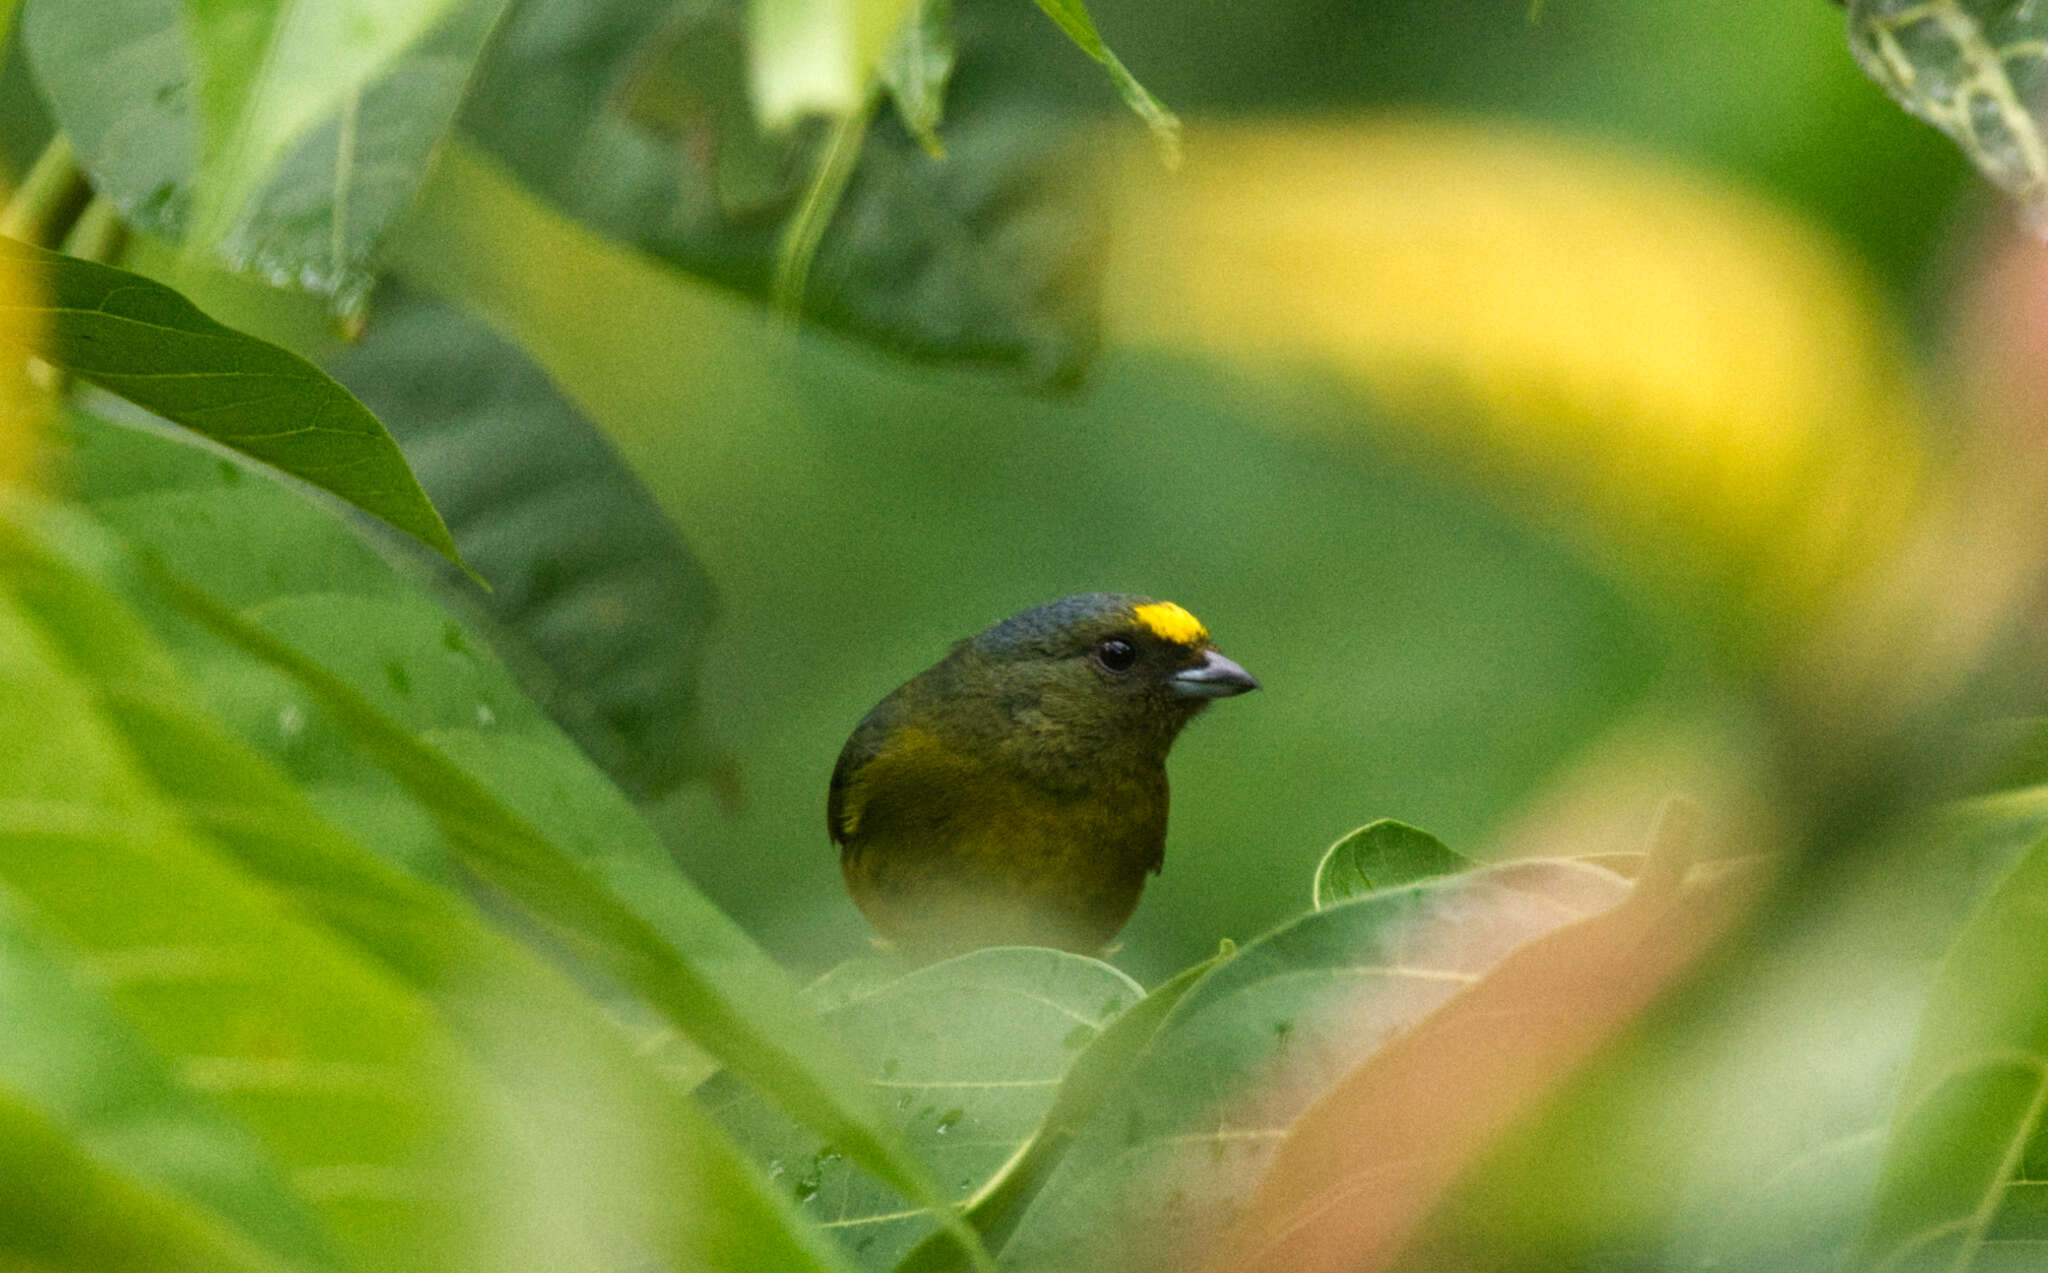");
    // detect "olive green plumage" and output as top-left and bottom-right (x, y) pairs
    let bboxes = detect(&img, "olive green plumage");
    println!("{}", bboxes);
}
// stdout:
(829, 593), (1258, 956)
